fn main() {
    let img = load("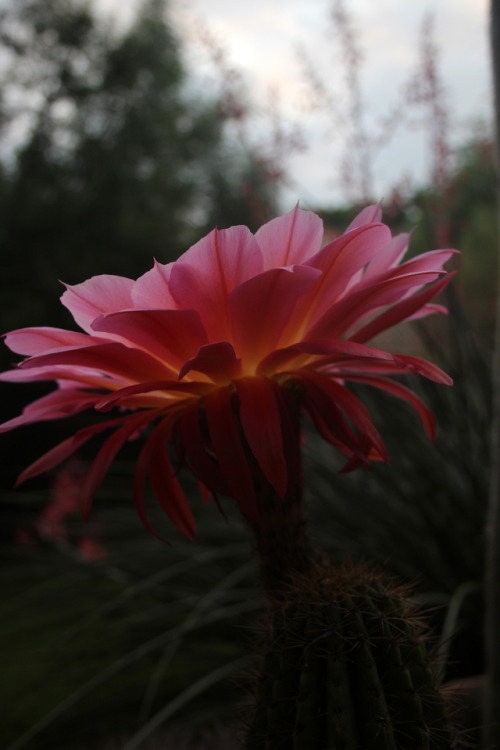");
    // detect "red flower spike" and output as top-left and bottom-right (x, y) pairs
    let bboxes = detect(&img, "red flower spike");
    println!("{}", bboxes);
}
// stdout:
(236, 376), (288, 497)
(1, 204), (457, 538)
